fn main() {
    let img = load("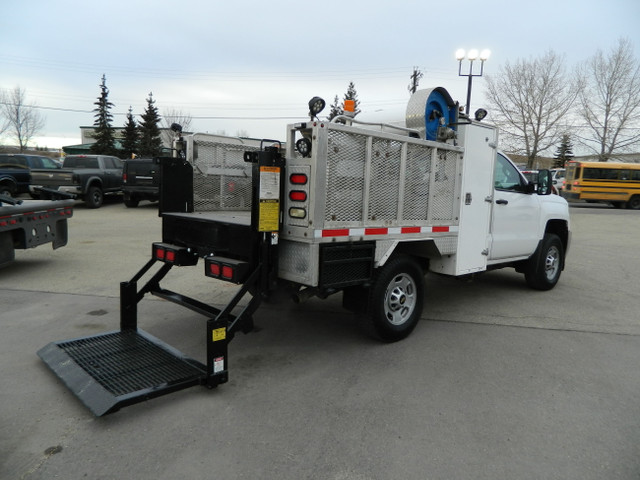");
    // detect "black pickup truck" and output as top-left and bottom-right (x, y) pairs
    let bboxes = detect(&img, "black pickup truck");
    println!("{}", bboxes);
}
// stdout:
(31, 154), (123, 208)
(122, 158), (159, 207)
(0, 164), (30, 197)
(0, 153), (62, 198)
